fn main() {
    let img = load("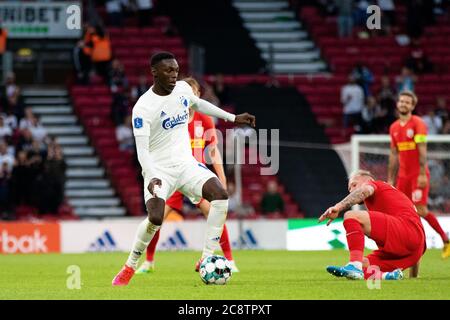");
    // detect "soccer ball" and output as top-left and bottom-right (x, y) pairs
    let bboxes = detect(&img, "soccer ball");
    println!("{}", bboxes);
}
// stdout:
(199, 255), (232, 285)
